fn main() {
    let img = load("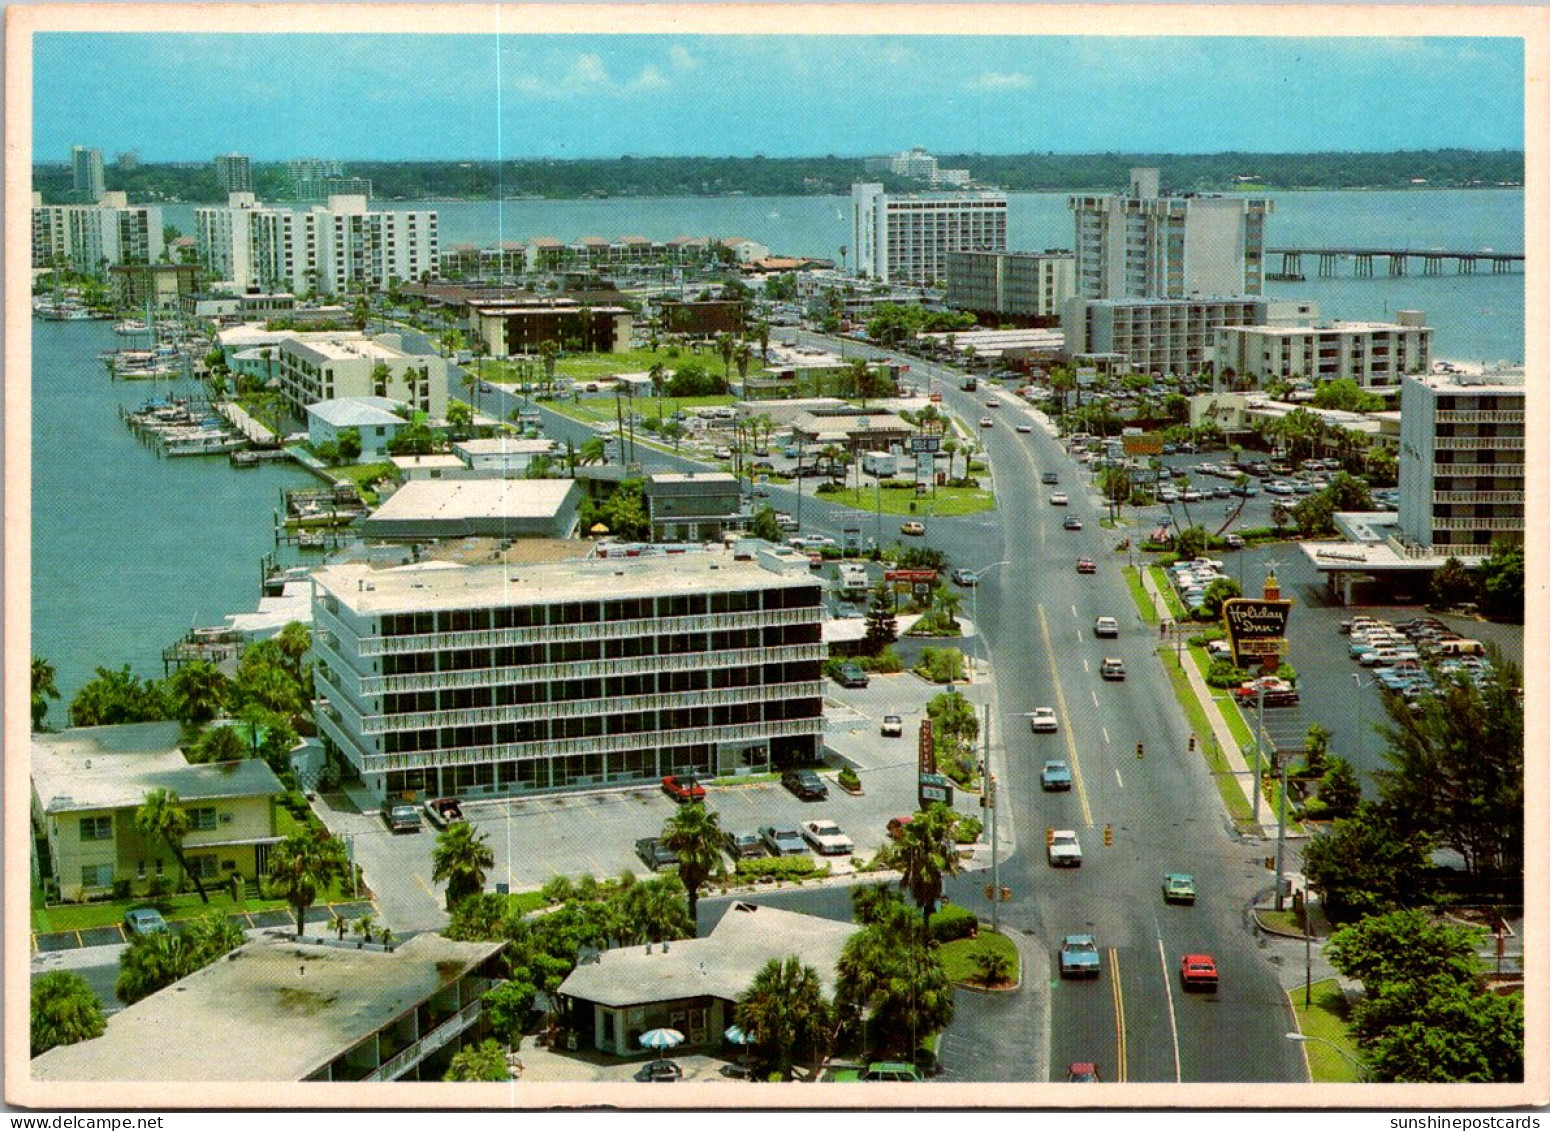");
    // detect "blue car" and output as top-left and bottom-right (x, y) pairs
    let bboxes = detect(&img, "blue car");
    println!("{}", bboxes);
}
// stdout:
(1059, 934), (1101, 978)
(123, 907), (169, 937)
(1040, 760), (1073, 791)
